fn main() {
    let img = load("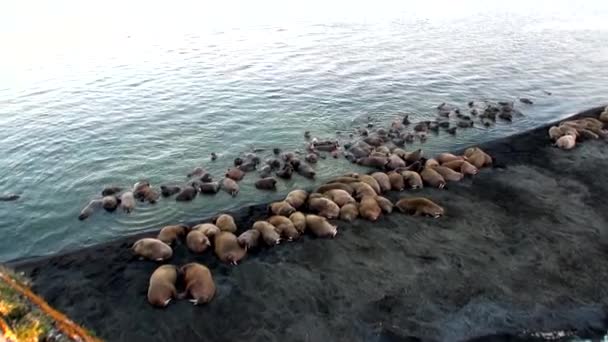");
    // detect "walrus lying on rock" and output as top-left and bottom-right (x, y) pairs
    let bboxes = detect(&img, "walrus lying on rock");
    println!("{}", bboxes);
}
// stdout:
(178, 263), (216, 305)
(253, 221), (281, 245)
(215, 214), (237, 233)
(305, 214), (337, 238)
(237, 229), (261, 249)
(396, 197), (444, 218)
(158, 224), (189, 245)
(132, 238), (173, 261)
(214, 231), (247, 265)
(186, 230), (212, 254)
(148, 265), (178, 308)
